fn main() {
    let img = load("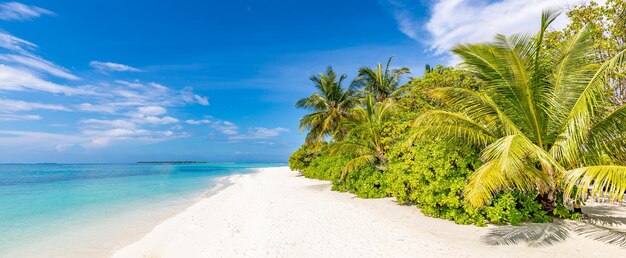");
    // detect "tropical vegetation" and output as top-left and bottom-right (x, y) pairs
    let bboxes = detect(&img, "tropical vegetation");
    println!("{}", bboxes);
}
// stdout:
(290, 2), (626, 226)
